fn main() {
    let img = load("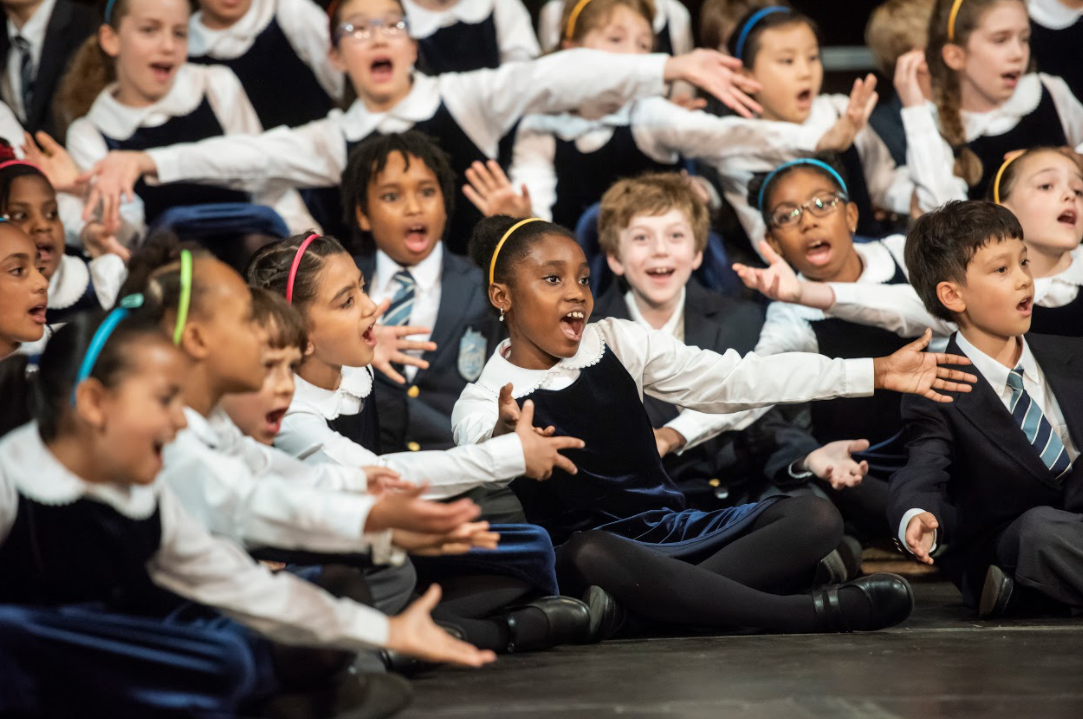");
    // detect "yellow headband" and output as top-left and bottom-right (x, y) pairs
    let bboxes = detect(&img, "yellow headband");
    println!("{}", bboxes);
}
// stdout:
(489, 218), (543, 285)
(565, 0), (594, 41)
(947, 0), (965, 41)
(992, 151), (1023, 205)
